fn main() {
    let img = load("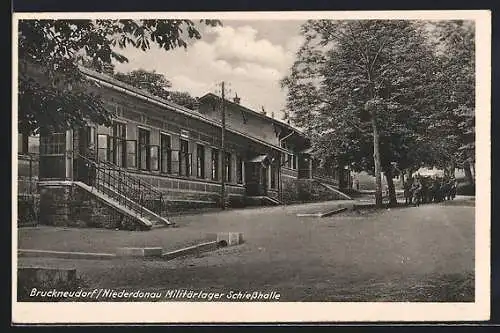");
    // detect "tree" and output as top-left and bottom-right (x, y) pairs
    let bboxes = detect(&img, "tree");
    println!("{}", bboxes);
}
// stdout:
(168, 91), (200, 110)
(282, 20), (442, 207)
(18, 19), (221, 135)
(424, 21), (475, 184)
(112, 69), (199, 109)
(113, 69), (172, 100)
